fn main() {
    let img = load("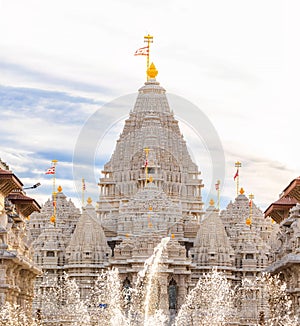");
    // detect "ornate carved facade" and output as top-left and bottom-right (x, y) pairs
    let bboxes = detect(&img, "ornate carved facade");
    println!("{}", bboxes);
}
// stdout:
(0, 159), (40, 309)
(265, 176), (300, 318)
